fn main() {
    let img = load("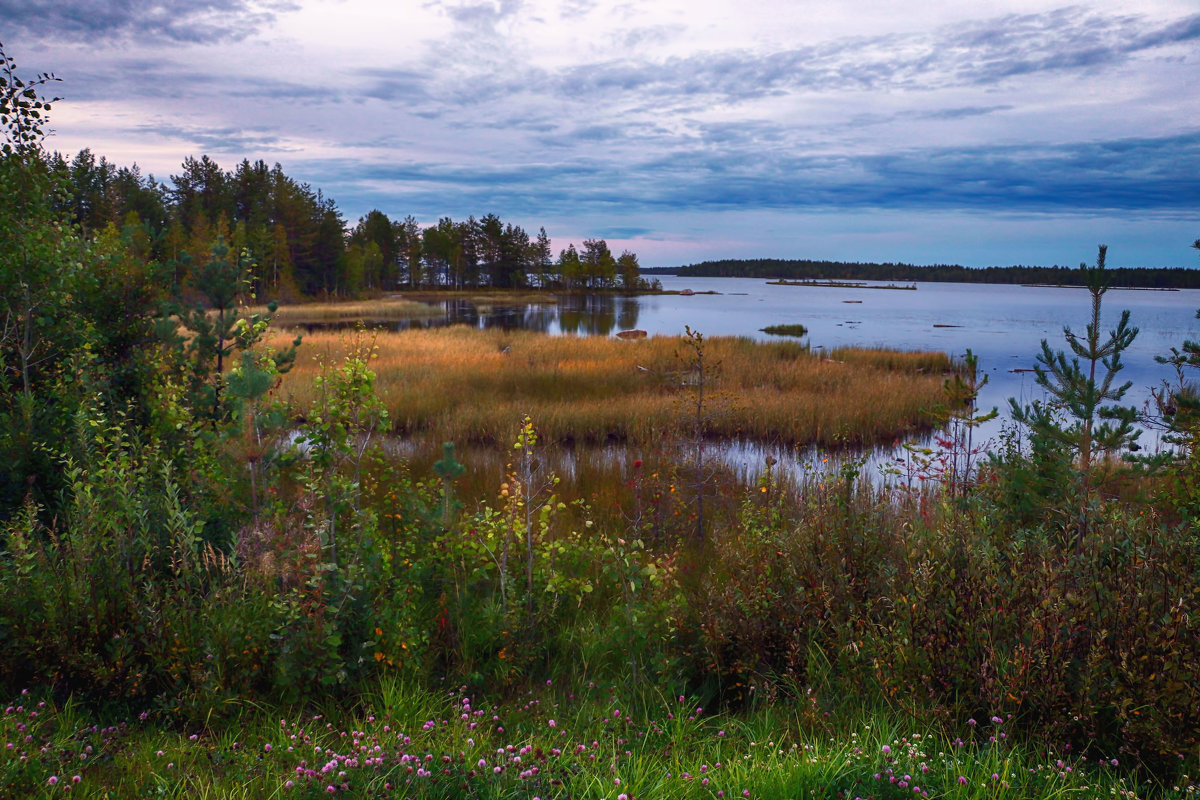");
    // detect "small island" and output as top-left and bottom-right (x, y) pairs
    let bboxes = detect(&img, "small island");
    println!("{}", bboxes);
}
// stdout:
(760, 323), (809, 337)
(767, 278), (917, 290)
